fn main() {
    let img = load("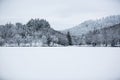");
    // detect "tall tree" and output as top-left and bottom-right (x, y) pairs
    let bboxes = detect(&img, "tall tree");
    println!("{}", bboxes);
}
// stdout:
(67, 31), (72, 45)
